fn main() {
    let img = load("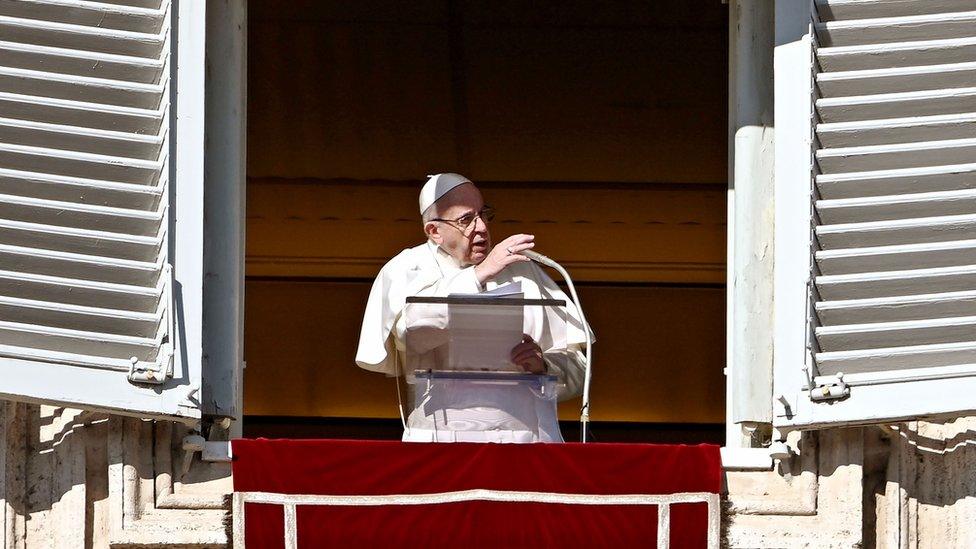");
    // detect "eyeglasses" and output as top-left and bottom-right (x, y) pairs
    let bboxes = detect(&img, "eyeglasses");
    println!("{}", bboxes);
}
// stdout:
(432, 205), (495, 234)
